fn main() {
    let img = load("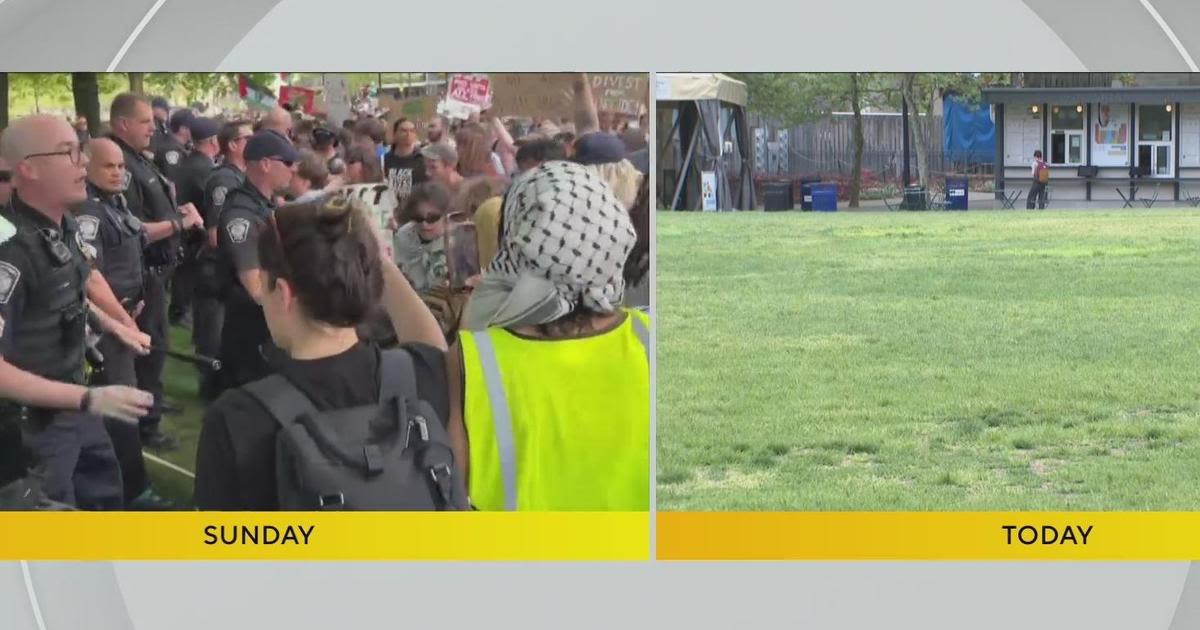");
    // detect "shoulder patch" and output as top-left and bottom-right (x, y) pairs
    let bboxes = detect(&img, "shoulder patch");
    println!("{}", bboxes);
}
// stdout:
(0, 313), (5, 338)
(121, 170), (132, 191)
(82, 242), (98, 261)
(226, 217), (251, 244)
(166, 150), (181, 165)
(213, 186), (228, 207)
(77, 215), (101, 242)
(0, 261), (19, 304)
